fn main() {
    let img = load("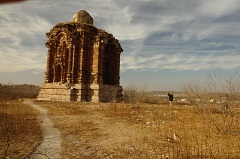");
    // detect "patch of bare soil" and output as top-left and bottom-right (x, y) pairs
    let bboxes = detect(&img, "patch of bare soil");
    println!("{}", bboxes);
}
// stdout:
(36, 101), (158, 159)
